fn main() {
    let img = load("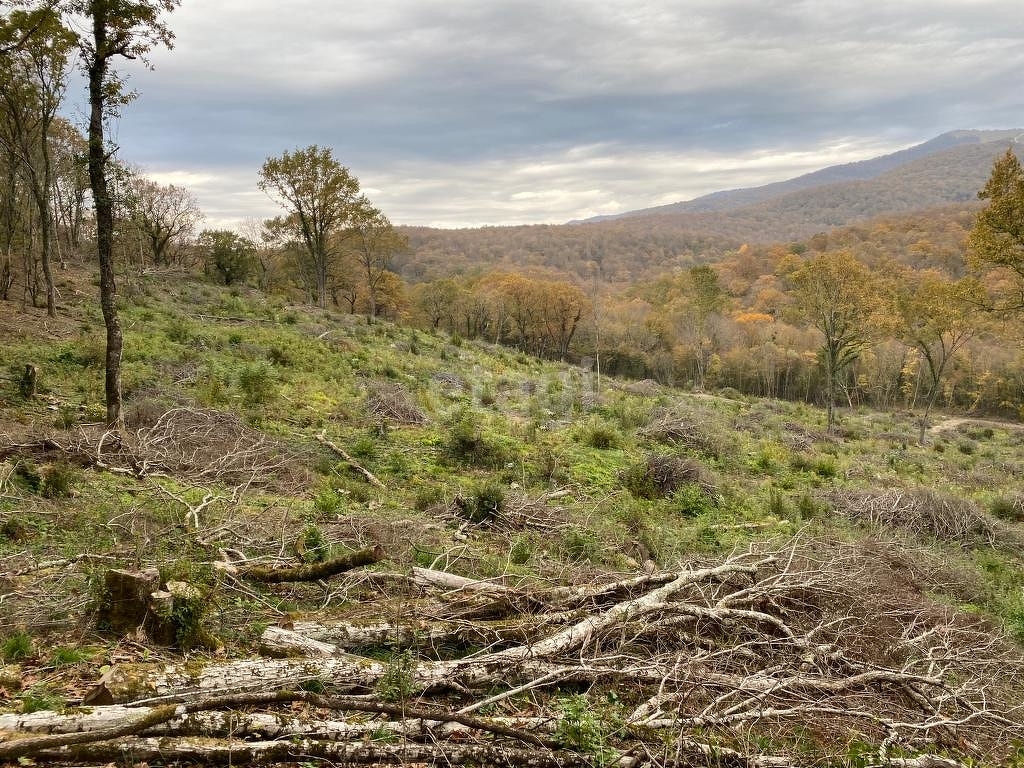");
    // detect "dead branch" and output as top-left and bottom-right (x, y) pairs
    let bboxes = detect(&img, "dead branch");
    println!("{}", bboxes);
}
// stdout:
(315, 430), (386, 489)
